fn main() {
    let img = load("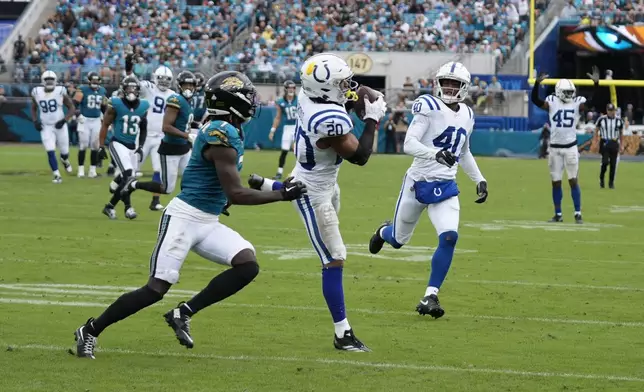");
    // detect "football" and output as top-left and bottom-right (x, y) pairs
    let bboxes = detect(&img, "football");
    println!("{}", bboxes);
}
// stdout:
(353, 85), (382, 120)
